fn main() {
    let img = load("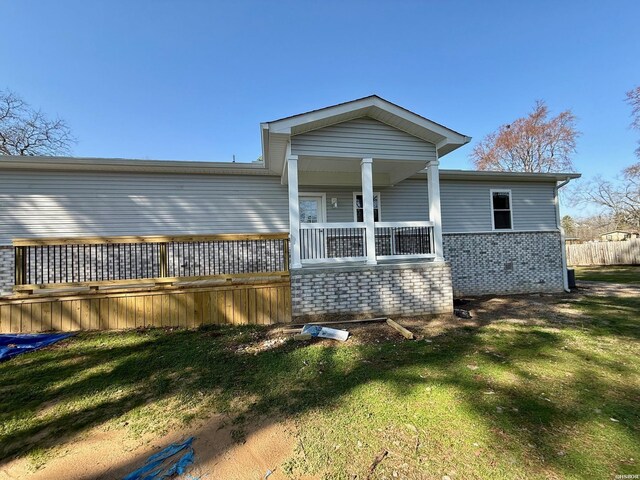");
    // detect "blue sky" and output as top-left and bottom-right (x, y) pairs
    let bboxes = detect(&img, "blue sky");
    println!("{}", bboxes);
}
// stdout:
(1, 1), (638, 214)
